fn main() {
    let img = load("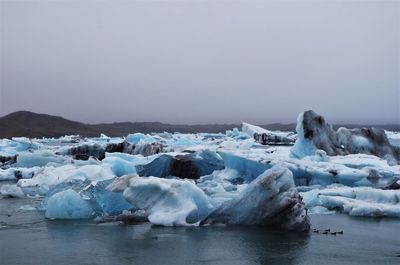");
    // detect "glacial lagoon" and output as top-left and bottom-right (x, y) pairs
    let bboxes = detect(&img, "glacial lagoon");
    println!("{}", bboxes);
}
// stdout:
(1, 196), (400, 265)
